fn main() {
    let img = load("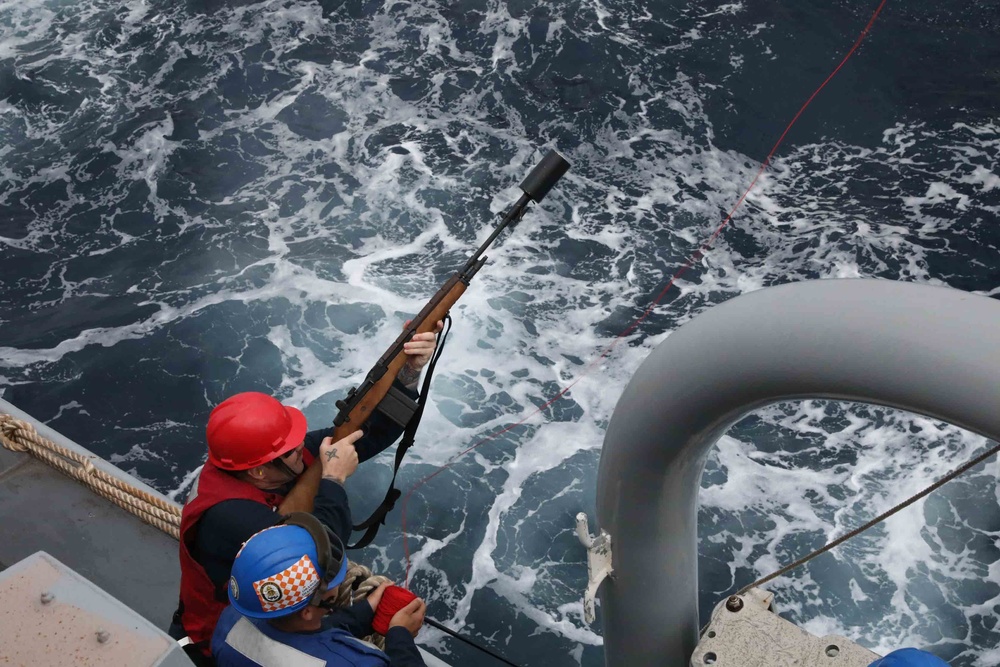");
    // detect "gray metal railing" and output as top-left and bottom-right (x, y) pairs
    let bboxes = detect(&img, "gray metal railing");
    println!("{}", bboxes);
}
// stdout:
(595, 279), (1000, 665)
